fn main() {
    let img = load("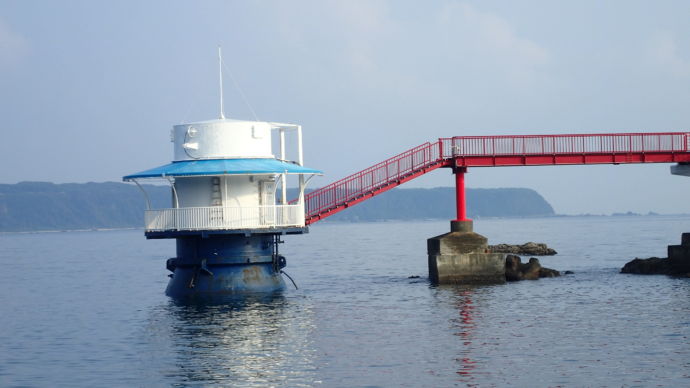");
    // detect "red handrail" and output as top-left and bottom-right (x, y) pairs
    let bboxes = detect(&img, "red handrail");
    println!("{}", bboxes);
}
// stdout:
(440, 132), (689, 156)
(304, 132), (690, 223)
(304, 141), (445, 219)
